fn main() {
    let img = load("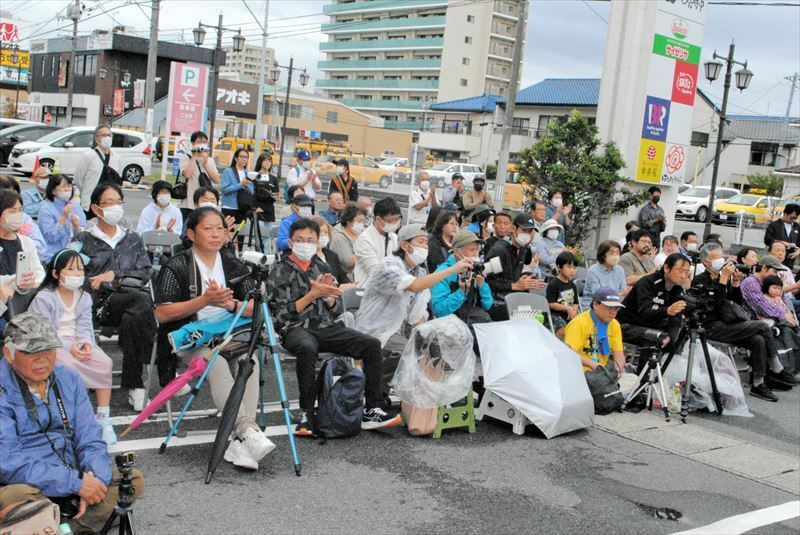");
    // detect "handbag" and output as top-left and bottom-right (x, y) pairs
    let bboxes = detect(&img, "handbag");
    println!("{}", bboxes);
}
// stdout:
(237, 186), (255, 212)
(95, 276), (148, 324)
(585, 364), (624, 415)
(172, 175), (188, 200)
(0, 500), (62, 534)
(95, 149), (122, 186)
(718, 300), (753, 324)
